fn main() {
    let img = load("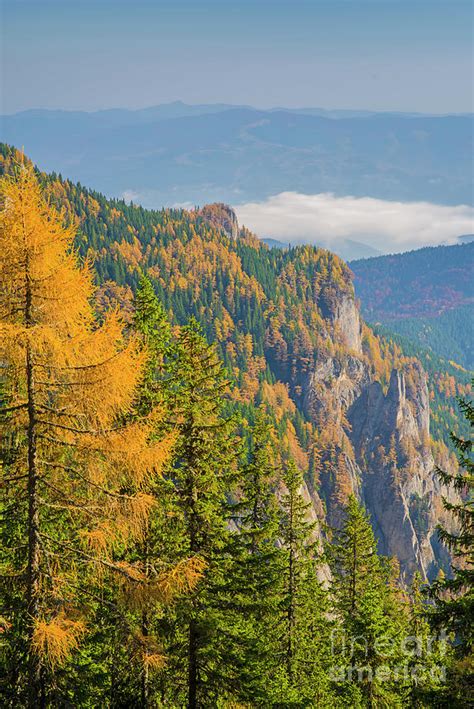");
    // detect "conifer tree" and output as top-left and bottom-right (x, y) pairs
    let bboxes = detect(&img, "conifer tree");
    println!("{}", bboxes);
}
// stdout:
(330, 496), (406, 708)
(220, 409), (285, 703)
(130, 274), (172, 706)
(405, 572), (448, 707)
(106, 275), (206, 708)
(132, 275), (172, 407)
(429, 387), (473, 703)
(275, 460), (334, 705)
(157, 319), (238, 708)
(0, 165), (173, 705)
